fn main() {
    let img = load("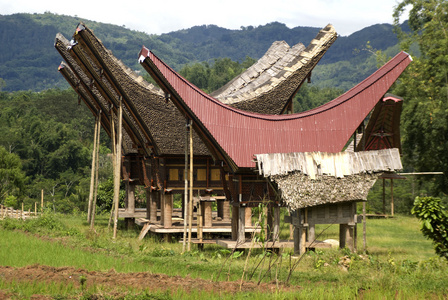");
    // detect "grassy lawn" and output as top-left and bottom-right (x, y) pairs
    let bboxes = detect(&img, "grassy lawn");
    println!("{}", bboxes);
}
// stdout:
(0, 212), (447, 299)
